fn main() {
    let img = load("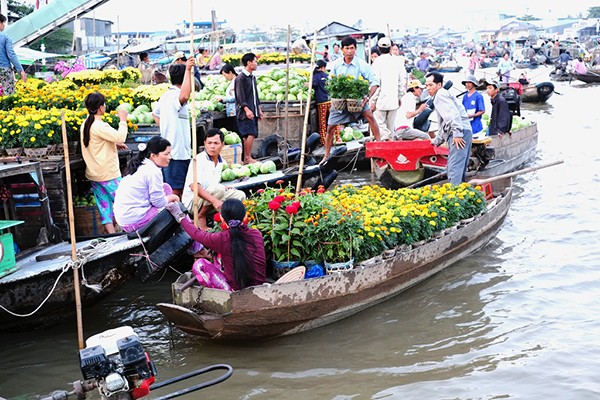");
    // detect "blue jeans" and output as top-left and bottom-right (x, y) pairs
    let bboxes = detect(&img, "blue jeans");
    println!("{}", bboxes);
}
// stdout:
(447, 129), (472, 185)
